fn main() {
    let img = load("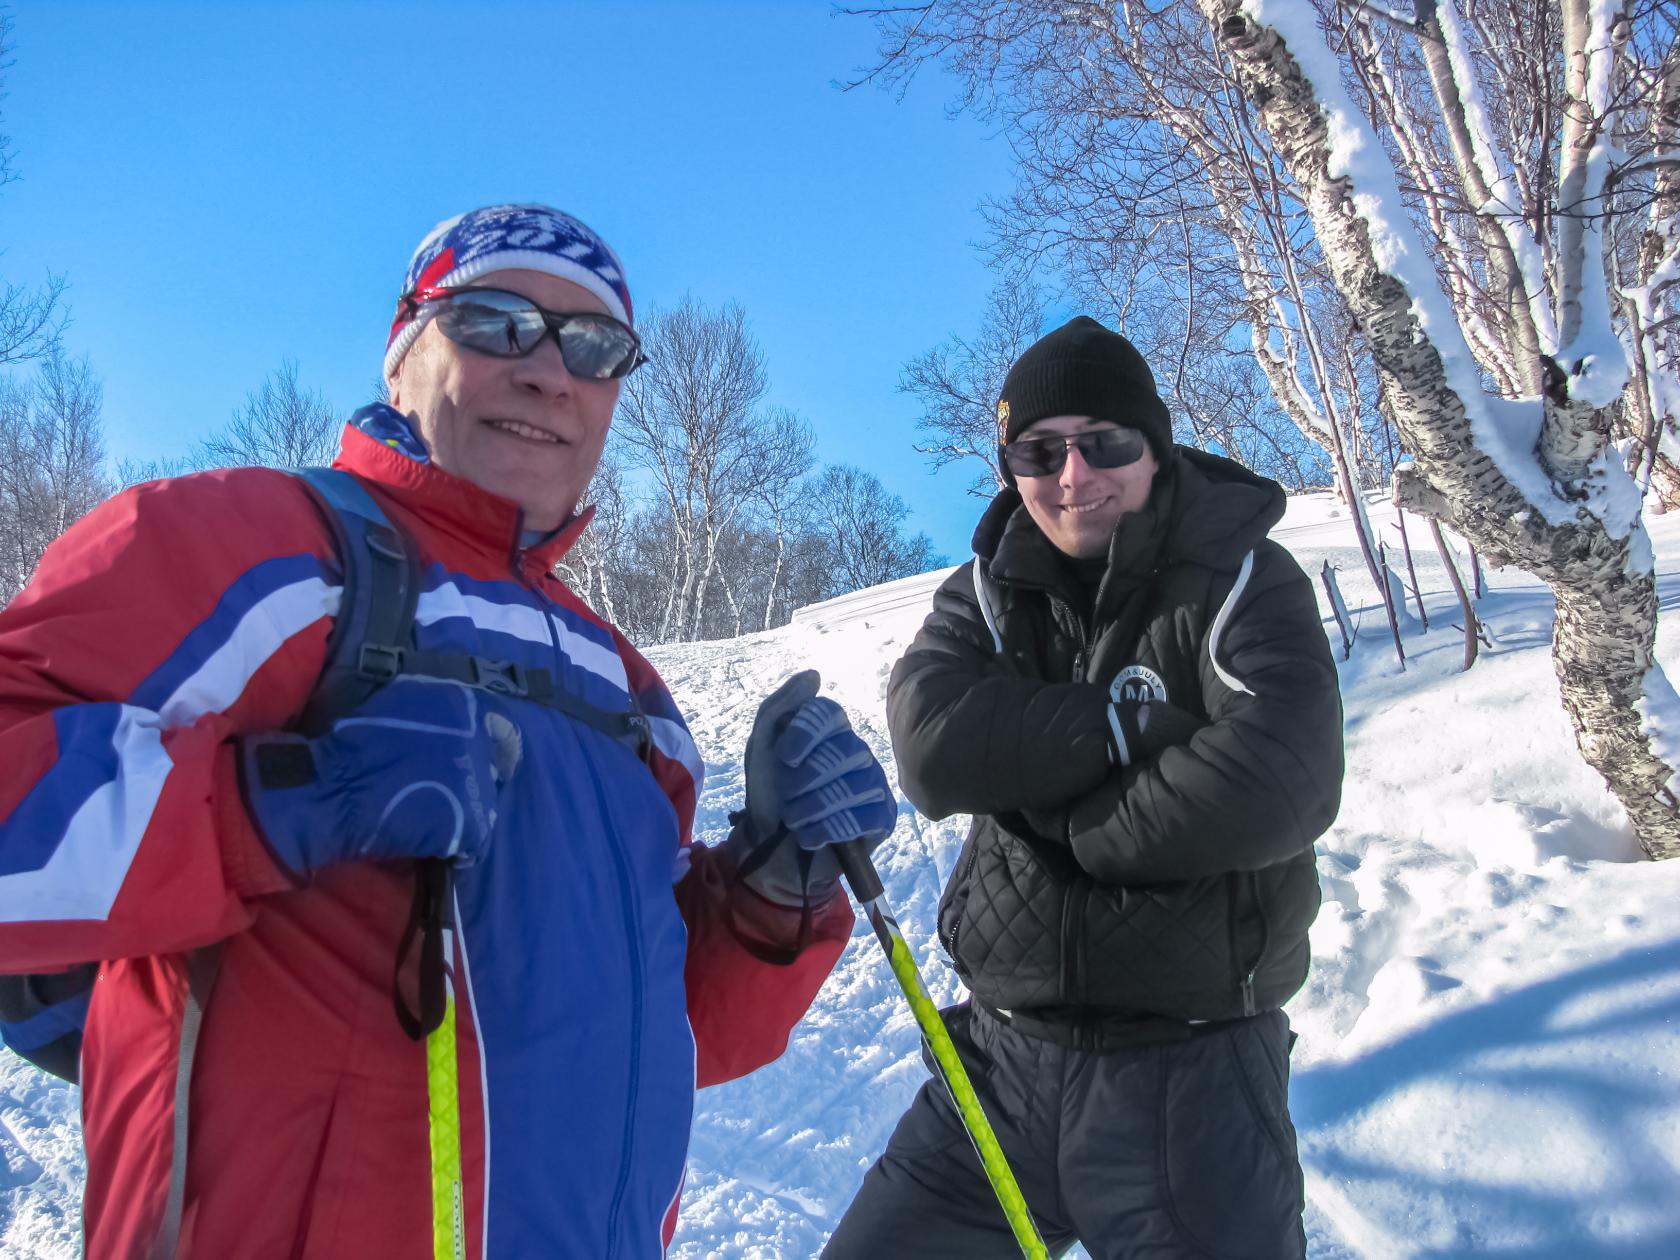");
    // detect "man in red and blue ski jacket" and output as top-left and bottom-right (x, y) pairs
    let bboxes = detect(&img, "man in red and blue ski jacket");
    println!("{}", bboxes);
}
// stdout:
(0, 204), (894, 1258)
